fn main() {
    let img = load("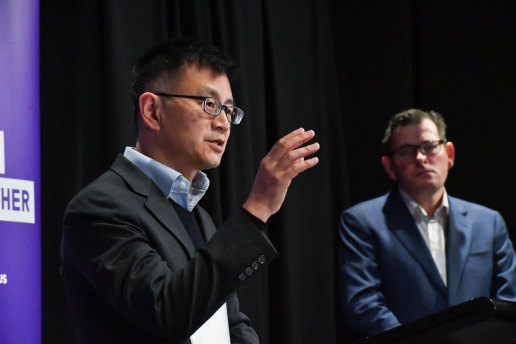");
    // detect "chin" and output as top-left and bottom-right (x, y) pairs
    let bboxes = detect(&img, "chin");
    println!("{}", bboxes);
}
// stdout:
(203, 160), (222, 170)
